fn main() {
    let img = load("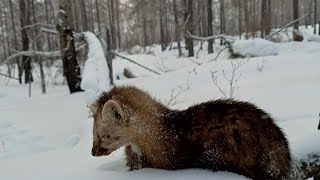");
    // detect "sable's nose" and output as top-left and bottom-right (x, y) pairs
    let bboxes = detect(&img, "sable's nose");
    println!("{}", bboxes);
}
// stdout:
(91, 149), (96, 156)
